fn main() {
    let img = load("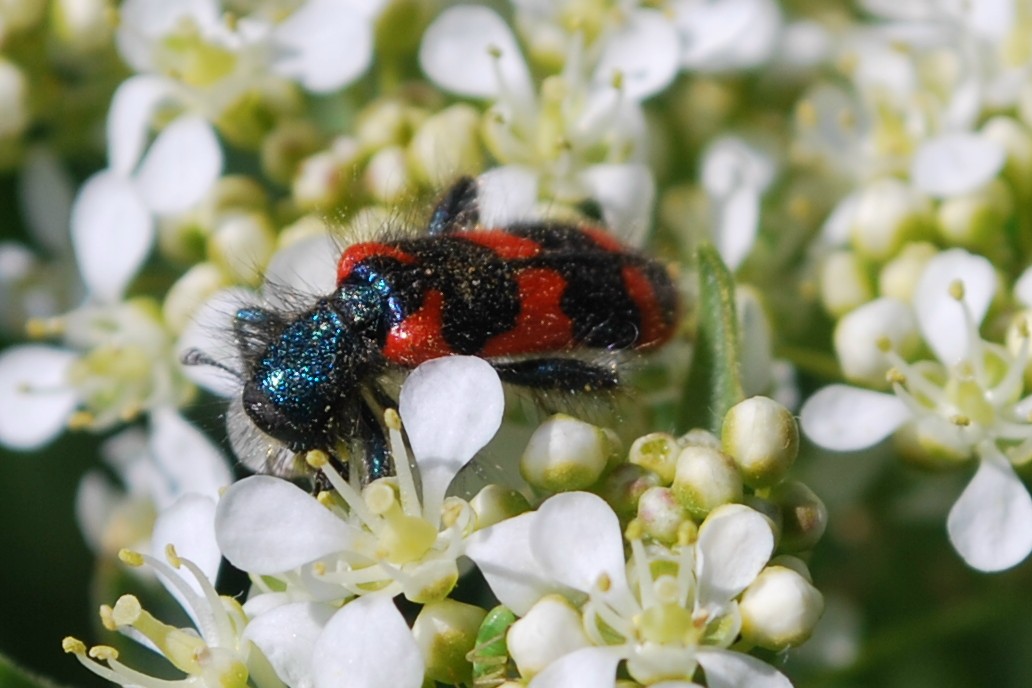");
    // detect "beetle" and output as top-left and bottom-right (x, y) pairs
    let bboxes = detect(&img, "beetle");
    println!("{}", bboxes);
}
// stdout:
(187, 177), (680, 482)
